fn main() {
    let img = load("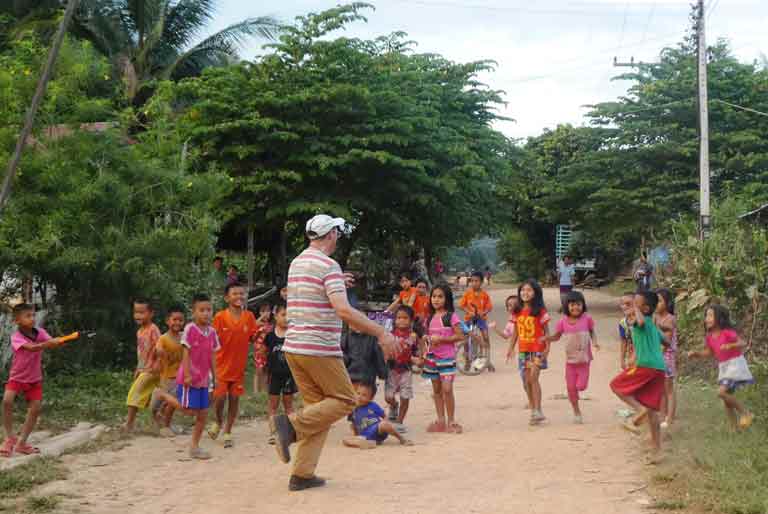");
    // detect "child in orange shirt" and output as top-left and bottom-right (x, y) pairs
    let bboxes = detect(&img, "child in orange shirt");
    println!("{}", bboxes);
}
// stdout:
(386, 272), (417, 313)
(508, 279), (551, 425)
(458, 271), (494, 371)
(210, 283), (258, 448)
